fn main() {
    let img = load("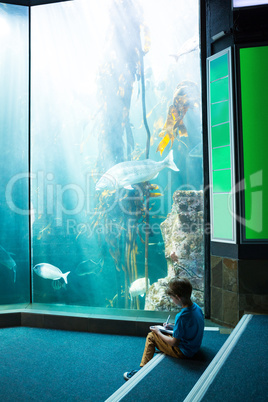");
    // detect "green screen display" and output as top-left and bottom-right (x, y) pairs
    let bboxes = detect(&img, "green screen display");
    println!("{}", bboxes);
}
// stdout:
(210, 101), (229, 126)
(210, 77), (229, 103)
(211, 123), (230, 148)
(212, 169), (232, 193)
(213, 194), (233, 239)
(212, 146), (231, 170)
(208, 49), (234, 242)
(210, 53), (228, 82)
(240, 46), (268, 240)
